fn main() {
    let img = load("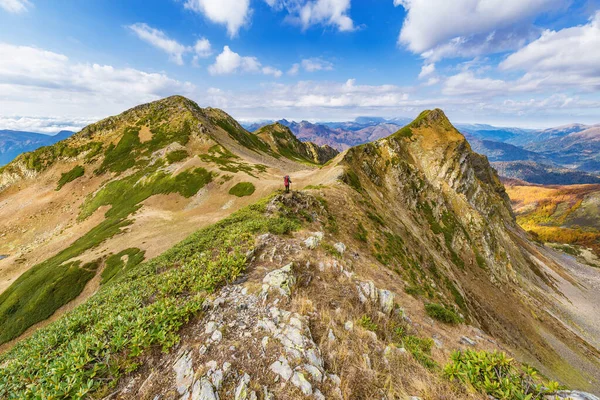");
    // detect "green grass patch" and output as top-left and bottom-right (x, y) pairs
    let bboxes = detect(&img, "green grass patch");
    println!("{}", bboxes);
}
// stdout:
(0, 260), (99, 345)
(166, 149), (189, 164)
(425, 303), (463, 325)
(199, 145), (262, 177)
(444, 350), (561, 399)
(367, 211), (385, 226)
(229, 182), (256, 197)
(394, 125), (413, 139)
(0, 194), (302, 398)
(56, 165), (84, 190)
(101, 248), (145, 285)
(321, 242), (342, 258)
(342, 169), (363, 192)
(354, 222), (368, 242)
